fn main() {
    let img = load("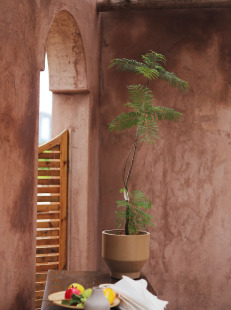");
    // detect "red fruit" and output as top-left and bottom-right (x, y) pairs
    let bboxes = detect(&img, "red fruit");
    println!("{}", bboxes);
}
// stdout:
(65, 287), (81, 299)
